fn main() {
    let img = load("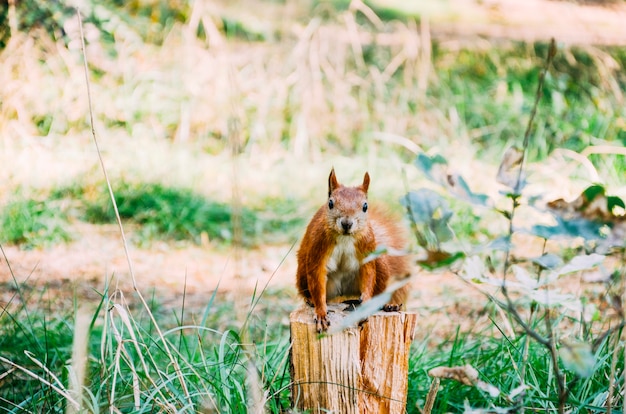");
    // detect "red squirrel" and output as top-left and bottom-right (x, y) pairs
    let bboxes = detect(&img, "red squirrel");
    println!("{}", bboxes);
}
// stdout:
(296, 168), (410, 332)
